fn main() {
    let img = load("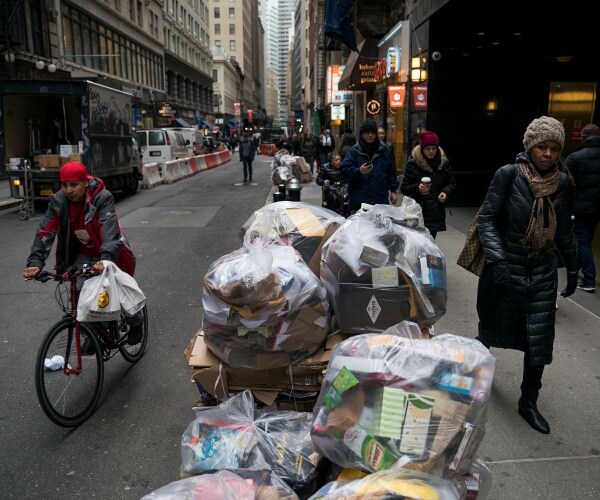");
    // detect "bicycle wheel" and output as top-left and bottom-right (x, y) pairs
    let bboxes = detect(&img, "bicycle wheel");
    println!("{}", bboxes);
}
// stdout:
(119, 305), (148, 363)
(35, 318), (104, 427)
